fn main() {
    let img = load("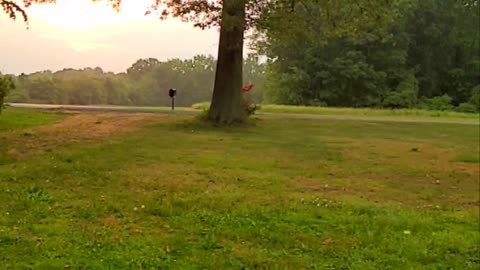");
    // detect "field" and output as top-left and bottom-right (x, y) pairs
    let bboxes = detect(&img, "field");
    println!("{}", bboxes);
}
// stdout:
(0, 108), (479, 269)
